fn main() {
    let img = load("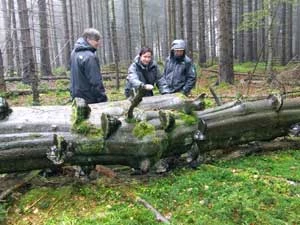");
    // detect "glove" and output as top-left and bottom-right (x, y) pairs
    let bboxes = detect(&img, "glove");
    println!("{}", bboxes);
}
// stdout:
(143, 84), (154, 90)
